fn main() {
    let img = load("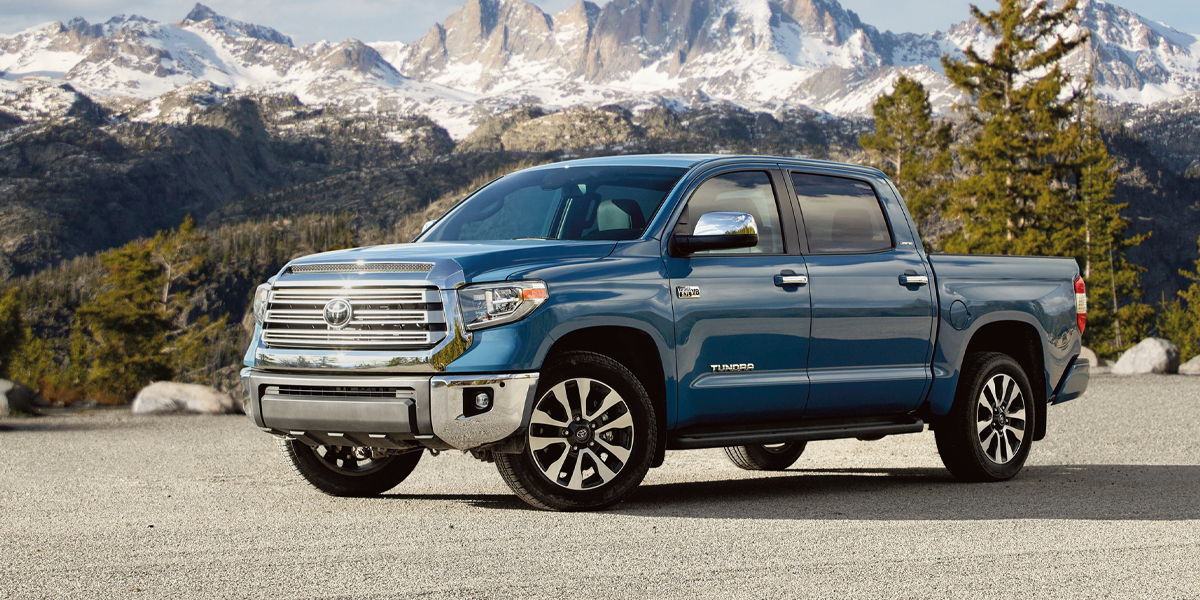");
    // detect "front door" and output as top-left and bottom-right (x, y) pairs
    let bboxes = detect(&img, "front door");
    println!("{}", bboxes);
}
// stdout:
(666, 169), (812, 429)
(788, 171), (936, 418)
